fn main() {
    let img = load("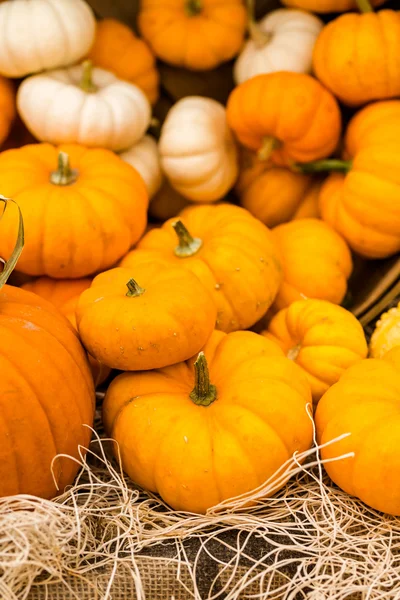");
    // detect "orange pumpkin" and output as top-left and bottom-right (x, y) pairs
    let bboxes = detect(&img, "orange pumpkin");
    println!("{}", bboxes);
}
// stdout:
(103, 329), (313, 513)
(292, 179), (322, 220)
(282, 0), (385, 12)
(315, 352), (400, 515)
(271, 218), (352, 311)
(138, 0), (247, 71)
(344, 100), (400, 158)
(21, 277), (111, 386)
(369, 301), (400, 359)
(263, 299), (368, 403)
(121, 203), (283, 333)
(0, 144), (148, 278)
(0, 75), (16, 146)
(87, 18), (159, 105)
(313, 8), (400, 107)
(226, 72), (341, 167)
(149, 180), (189, 222)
